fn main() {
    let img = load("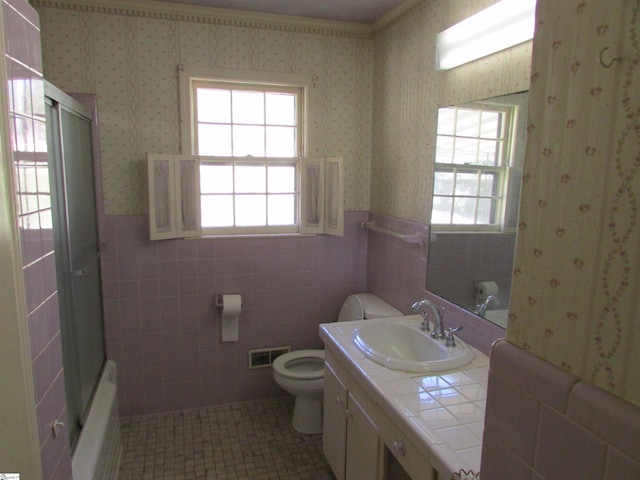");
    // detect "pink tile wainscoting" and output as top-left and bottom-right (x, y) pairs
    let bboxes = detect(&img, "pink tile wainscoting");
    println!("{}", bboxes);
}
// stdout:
(101, 212), (369, 416)
(482, 339), (640, 479)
